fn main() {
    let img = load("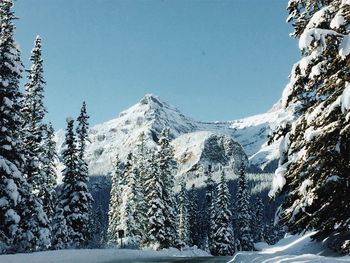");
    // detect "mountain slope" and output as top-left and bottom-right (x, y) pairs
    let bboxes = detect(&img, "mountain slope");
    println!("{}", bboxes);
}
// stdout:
(55, 94), (291, 177)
